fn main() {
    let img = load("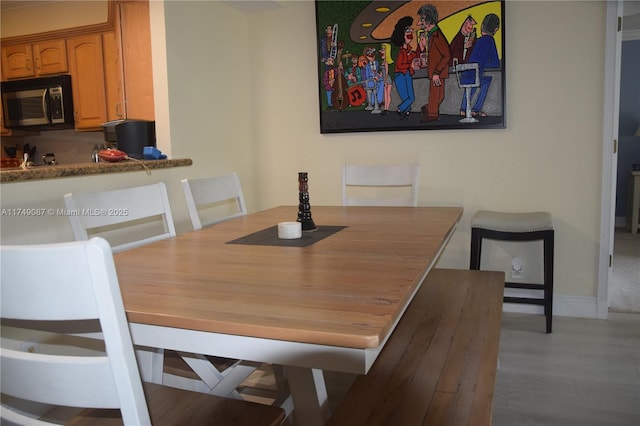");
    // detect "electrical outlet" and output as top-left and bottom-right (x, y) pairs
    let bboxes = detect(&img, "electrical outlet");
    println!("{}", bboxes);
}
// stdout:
(20, 339), (39, 353)
(511, 257), (523, 279)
